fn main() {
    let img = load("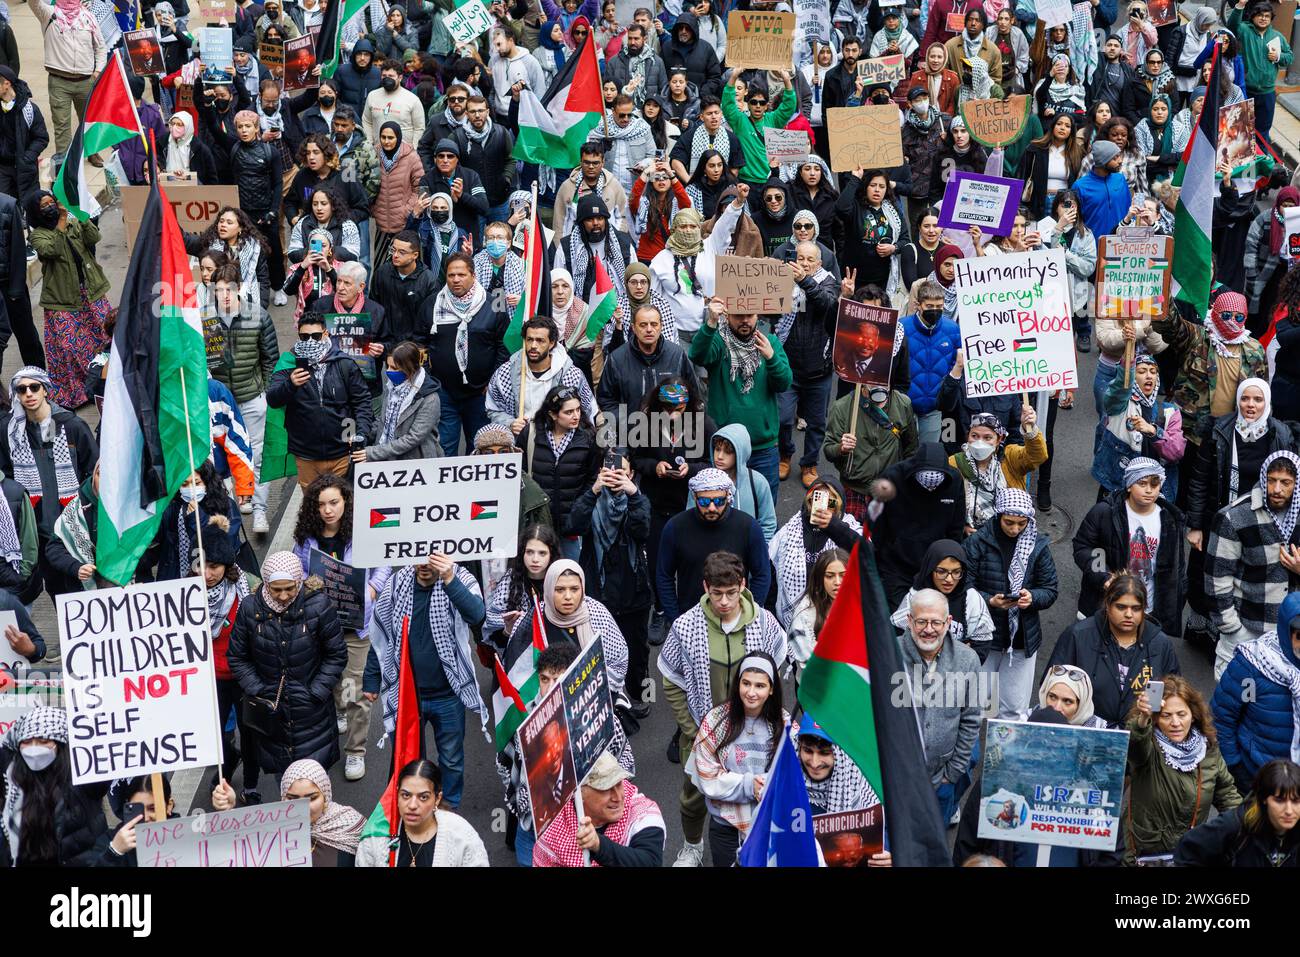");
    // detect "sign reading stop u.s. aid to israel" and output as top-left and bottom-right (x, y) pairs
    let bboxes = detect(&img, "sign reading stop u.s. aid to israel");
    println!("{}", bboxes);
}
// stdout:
(953, 246), (1078, 398)
(352, 453), (523, 567)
